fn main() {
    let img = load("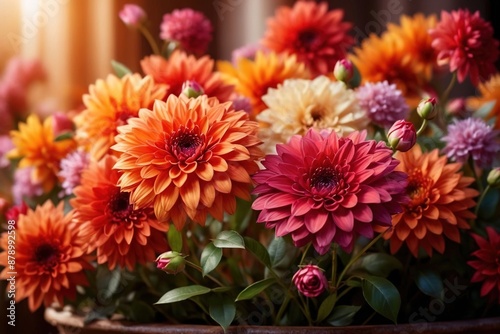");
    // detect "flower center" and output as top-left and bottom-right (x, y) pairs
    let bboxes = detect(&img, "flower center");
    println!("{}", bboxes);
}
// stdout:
(170, 127), (203, 160)
(107, 191), (133, 222)
(297, 29), (317, 49)
(310, 166), (339, 191)
(406, 169), (433, 216)
(34, 243), (59, 269)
